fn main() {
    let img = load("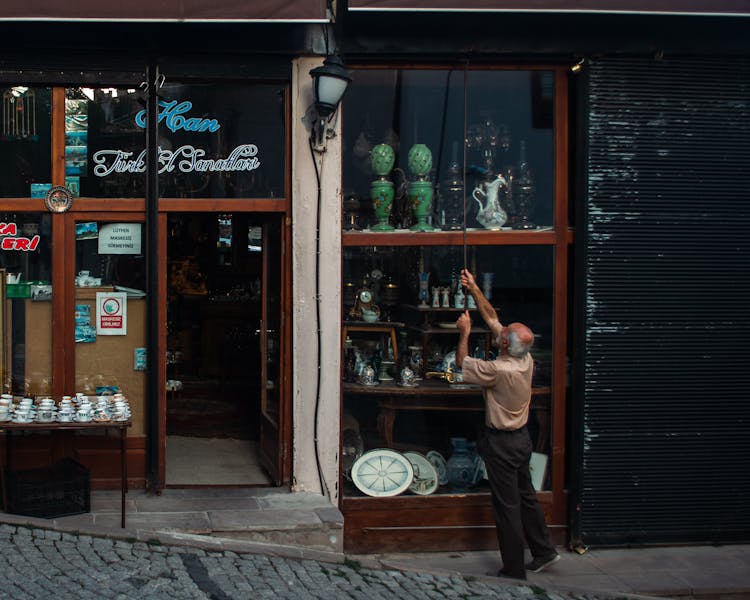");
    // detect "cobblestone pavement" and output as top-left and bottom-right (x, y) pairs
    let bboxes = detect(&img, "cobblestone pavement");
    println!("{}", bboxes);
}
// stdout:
(0, 524), (637, 600)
